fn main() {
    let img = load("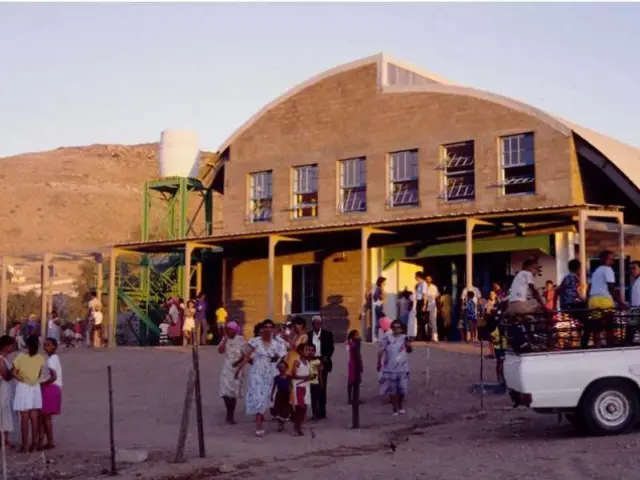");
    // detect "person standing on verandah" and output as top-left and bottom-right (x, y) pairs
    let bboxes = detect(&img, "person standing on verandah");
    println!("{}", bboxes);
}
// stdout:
(425, 276), (440, 343)
(625, 261), (640, 344)
(194, 292), (209, 346)
(414, 272), (427, 341)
